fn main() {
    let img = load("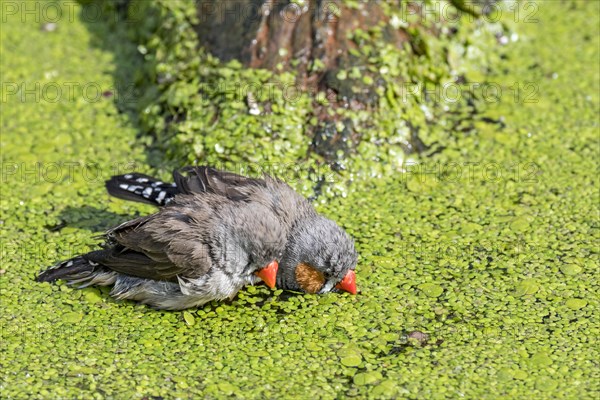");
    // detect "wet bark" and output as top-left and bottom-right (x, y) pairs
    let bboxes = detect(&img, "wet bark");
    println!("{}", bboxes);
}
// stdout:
(194, 0), (415, 163)
(195, 0), (408, 96)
